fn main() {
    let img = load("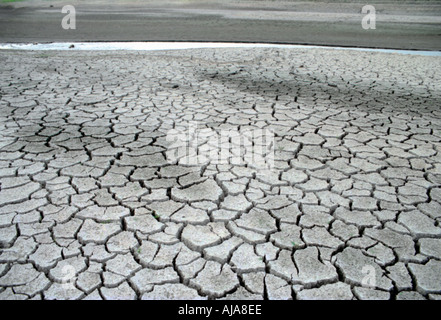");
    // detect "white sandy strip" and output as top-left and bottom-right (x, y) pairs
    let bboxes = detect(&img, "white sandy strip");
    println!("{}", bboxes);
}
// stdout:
(0, 42), (440, 56)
